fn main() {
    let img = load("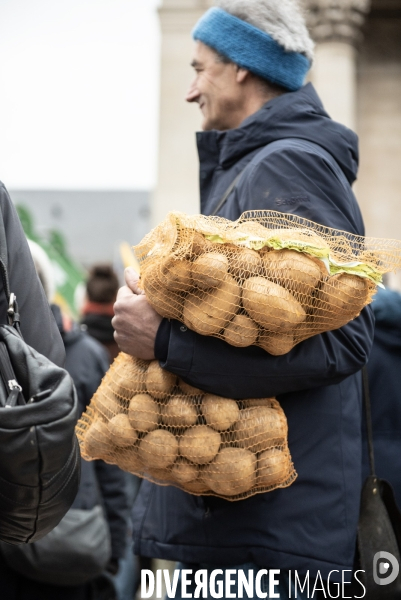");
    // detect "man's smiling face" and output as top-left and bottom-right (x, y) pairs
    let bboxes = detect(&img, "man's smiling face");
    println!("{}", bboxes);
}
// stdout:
(186, 41), (245, 131)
